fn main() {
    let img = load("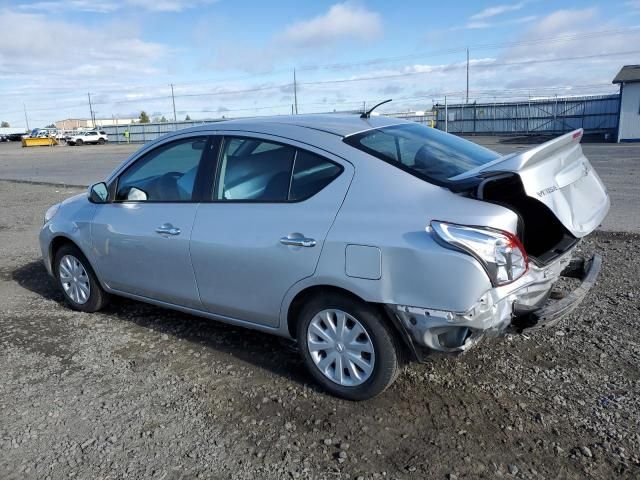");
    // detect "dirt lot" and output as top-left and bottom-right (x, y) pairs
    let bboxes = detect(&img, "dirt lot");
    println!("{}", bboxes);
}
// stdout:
(1, 178), (639, 479)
